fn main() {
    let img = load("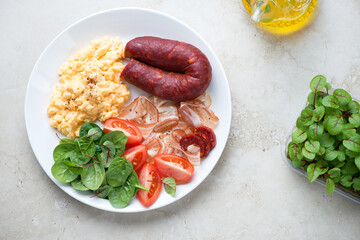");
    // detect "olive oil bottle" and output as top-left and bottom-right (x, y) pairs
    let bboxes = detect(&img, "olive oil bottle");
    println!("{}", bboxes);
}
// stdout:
(242, 0), (317, 35)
